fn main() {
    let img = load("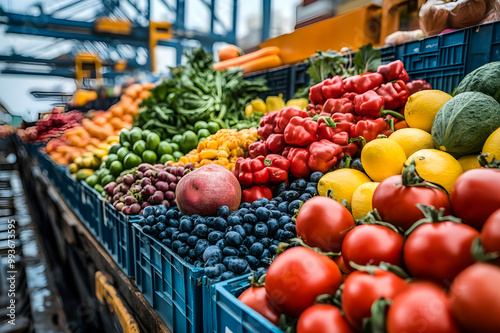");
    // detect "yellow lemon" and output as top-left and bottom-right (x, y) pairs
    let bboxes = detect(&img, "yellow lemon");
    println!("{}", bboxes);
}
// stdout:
(351, 182), (380, 219)
(317, 169), (371, 210)
(404, 90), (452, 132)
(388, 128), (435, 158)
(361, 138), (407, 182)
(458, 154), (481, 172)
(406, 149), (463, 194)
(482, 127), (500, 161)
